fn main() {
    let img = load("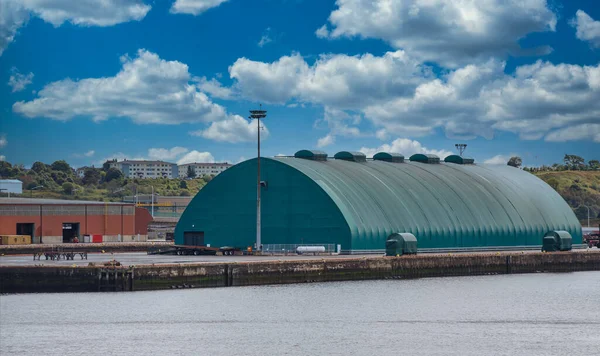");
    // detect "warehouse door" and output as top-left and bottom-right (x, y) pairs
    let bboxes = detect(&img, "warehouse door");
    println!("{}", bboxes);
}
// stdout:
(16, 223), (34, 240)
(184, 231), (204, 246)
(62, 223), (80, 243)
